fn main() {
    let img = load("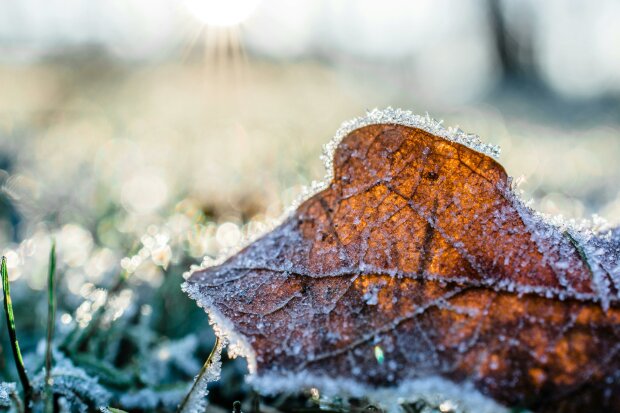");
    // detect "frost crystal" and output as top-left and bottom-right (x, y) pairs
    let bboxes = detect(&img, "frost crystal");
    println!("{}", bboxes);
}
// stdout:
(32, 354), (111, 413)
(0, 382), (16, 407)
(323, 108), (501, 174)
(178, 336), (226, 413)
(182, 282), (257, 373)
